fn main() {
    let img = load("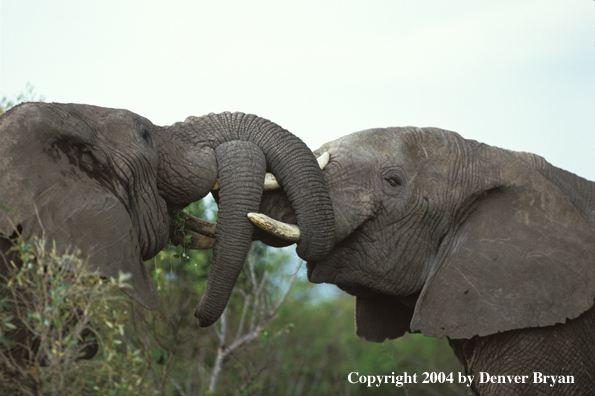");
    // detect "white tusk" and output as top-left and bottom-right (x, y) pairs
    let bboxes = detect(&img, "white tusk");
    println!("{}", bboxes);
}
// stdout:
(247, 212), (301, 242)
(317, 151), (330, 170)
(263, 173), (280, 190)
